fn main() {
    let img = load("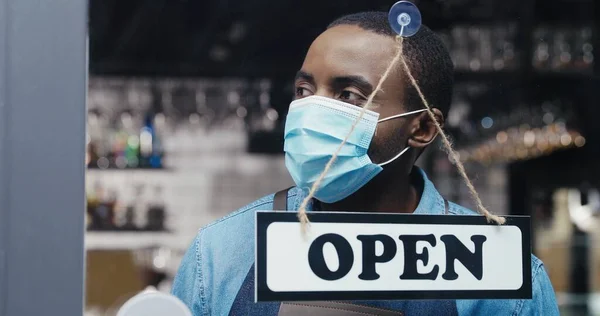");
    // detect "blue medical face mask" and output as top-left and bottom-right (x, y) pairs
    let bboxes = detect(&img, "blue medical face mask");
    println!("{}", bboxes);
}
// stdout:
(284, 95), (426, 203)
